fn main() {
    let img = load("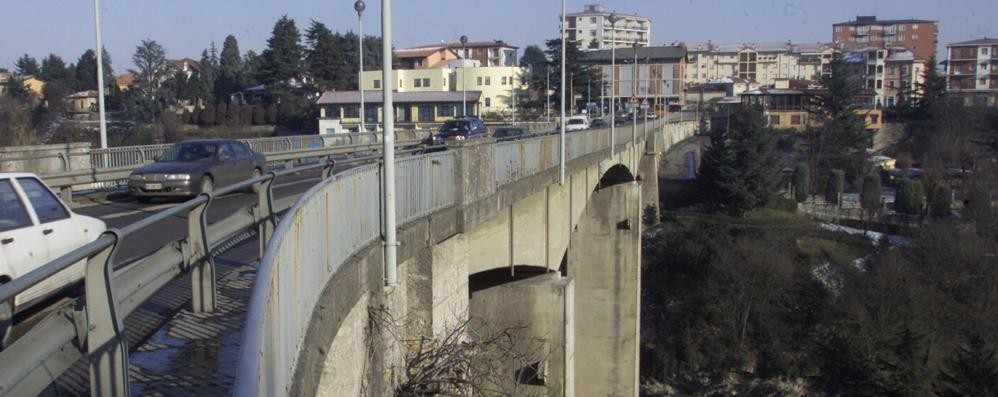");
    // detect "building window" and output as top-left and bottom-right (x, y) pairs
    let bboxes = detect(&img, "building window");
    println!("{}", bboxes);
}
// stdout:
(477, 76), (483, 86)
(912, 34), (918, 40)
(912, 24), (919, 30)
(373, 79), (381, 89)
(485, 77), (491, 85)
(438, 104), (454, 117)
(501, 76), (507, 85)
(590, 17), (596, 23)
(888, 97), (895, 107)
(835, 26), (842, 33)
(889, 81), (896, 89)
(983, 48), (990, 55)
(343, 105), (359, 118)
(769, 115), (780, 125)
(877, 65), (883, 73)
(791, 115), (803, 125)
(418, 105), (434, 122)
(485, 97), (491, 107)
(423, 78), (430, 87)
(876, 80), (883, 89)
(414, 78), (422, 87)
